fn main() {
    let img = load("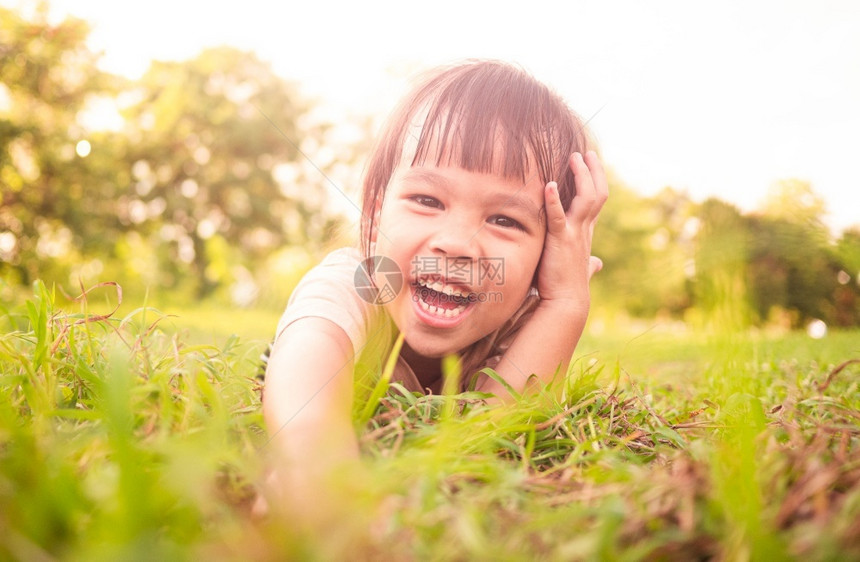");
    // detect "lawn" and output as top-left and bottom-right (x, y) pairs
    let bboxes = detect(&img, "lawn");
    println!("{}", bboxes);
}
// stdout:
(1, 282), (858, 560)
